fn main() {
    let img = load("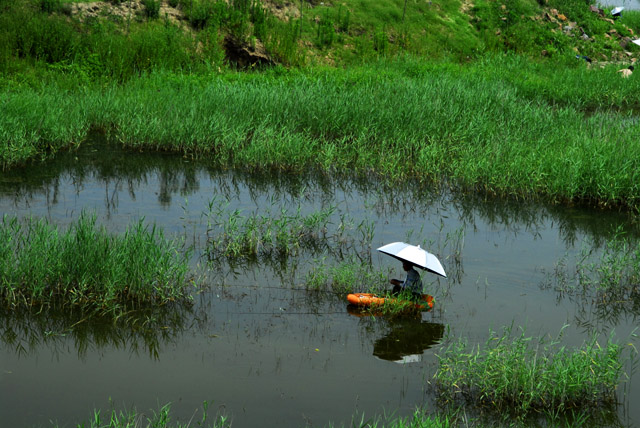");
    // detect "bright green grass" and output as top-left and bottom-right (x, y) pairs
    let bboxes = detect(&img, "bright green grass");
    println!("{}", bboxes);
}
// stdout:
(0, 213), (193, 313)
(2, 56), (640, 211)
(434, 326), (630, 417)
